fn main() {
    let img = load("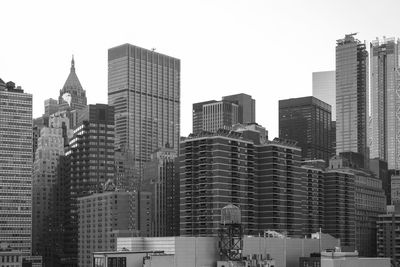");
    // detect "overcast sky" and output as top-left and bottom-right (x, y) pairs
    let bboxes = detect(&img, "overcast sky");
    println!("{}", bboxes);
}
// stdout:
(2, 0), (400, 137)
